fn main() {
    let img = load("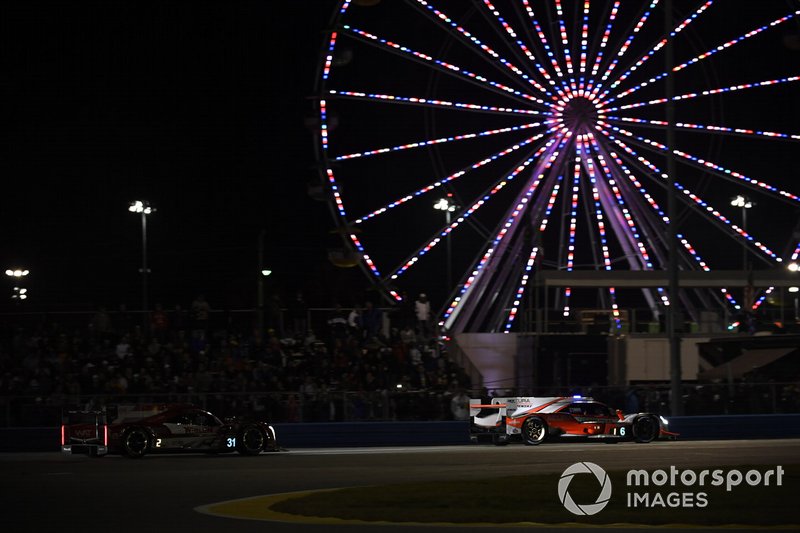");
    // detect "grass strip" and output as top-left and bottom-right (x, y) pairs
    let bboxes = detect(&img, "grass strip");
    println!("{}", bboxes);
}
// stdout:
(272, 465), (798, 526)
